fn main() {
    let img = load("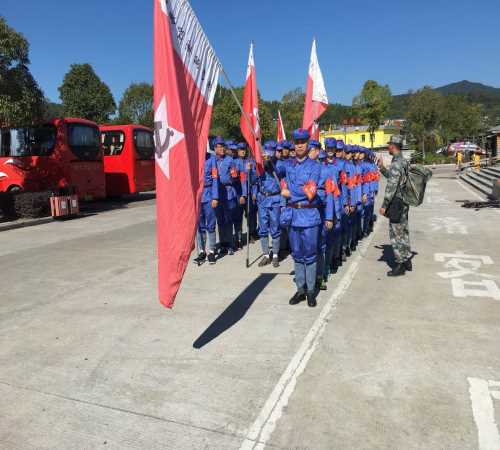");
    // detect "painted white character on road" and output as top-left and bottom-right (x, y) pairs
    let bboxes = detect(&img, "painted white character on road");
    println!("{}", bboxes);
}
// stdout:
(429, 217), (468, 235)
(435, 253), (500, 301)
(468, 377), (500, 450)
